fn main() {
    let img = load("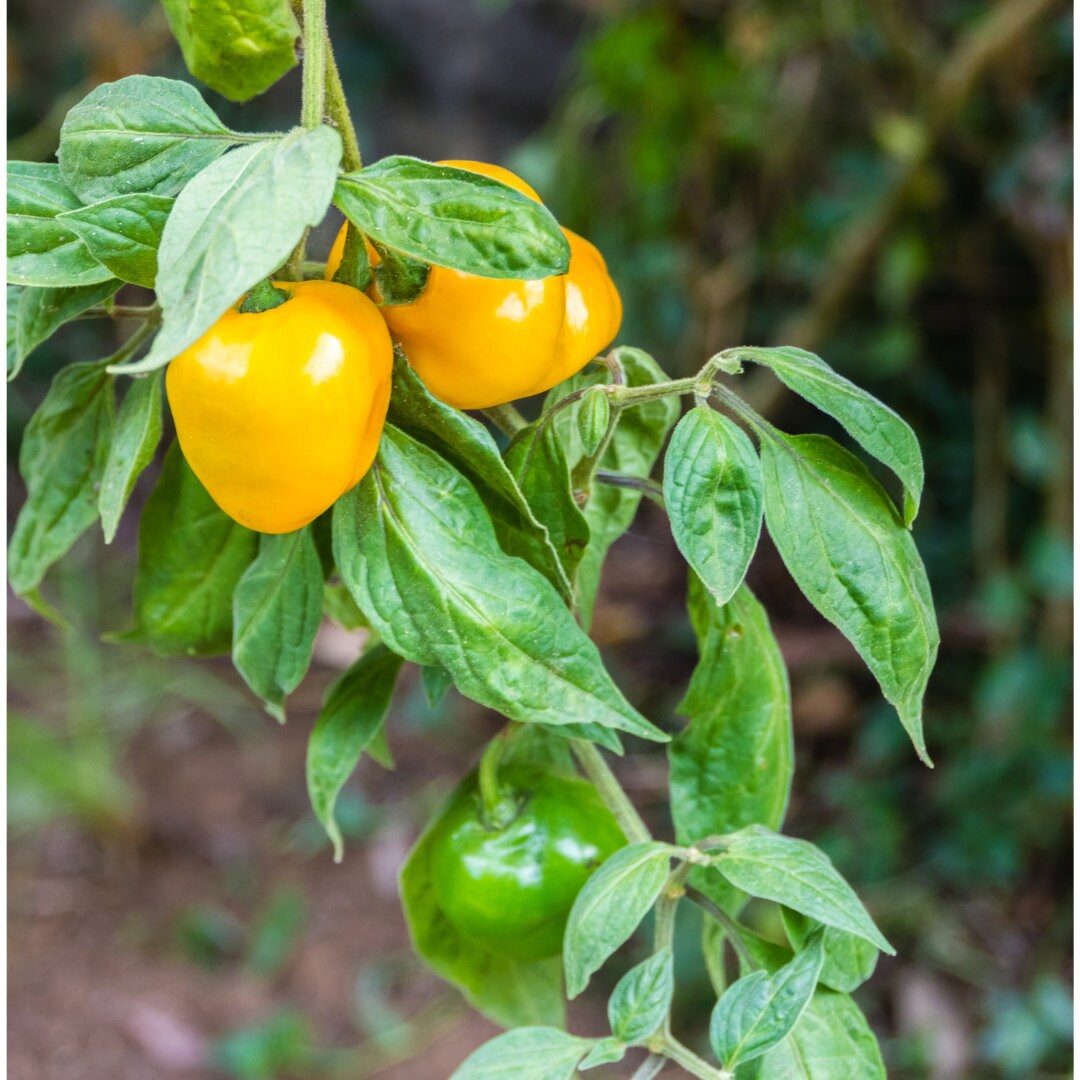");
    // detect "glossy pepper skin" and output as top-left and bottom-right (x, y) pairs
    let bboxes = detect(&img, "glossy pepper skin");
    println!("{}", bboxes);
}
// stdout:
(426, 765), (626, 961)
(166, 279), (393, 534)
(326, 160), (623, 410)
